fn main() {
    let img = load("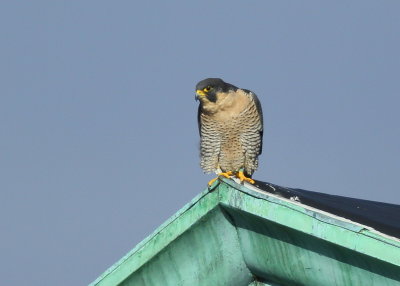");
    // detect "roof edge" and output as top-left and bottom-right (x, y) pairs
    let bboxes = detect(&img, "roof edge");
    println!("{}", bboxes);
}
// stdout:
(219, 178), (400, 266)
(89, 179), (400, 285)
(89, 184), (220, 286)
